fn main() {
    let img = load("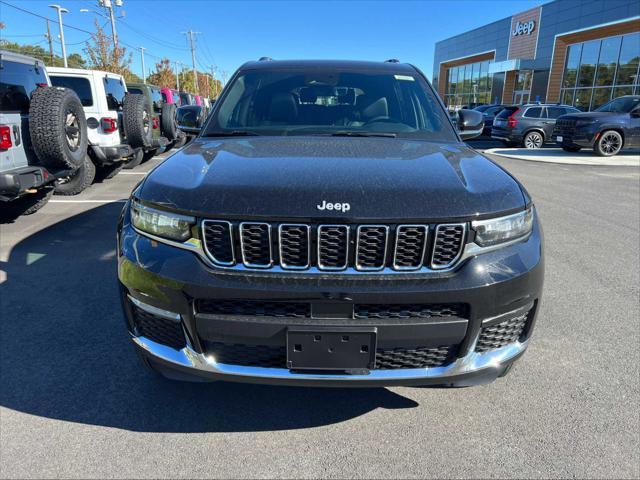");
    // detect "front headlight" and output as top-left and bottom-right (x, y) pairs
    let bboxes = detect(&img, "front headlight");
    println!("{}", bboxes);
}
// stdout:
(131, 200), (195, 241)
(472, 208), (534, 247)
